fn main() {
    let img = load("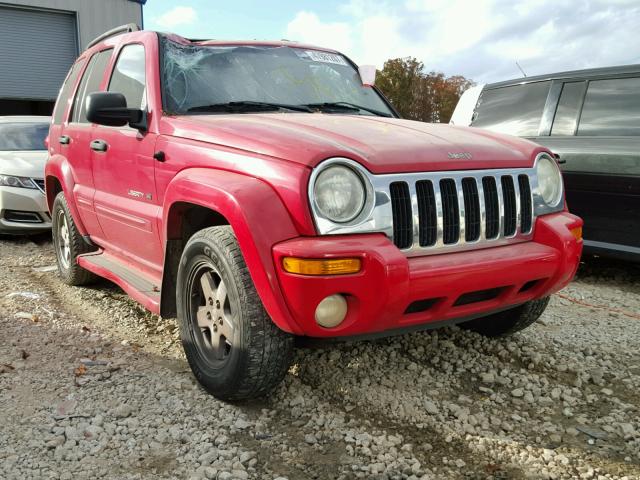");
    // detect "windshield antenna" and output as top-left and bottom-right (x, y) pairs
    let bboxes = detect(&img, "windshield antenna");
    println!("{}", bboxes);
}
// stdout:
(515, 61), (527, 77)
